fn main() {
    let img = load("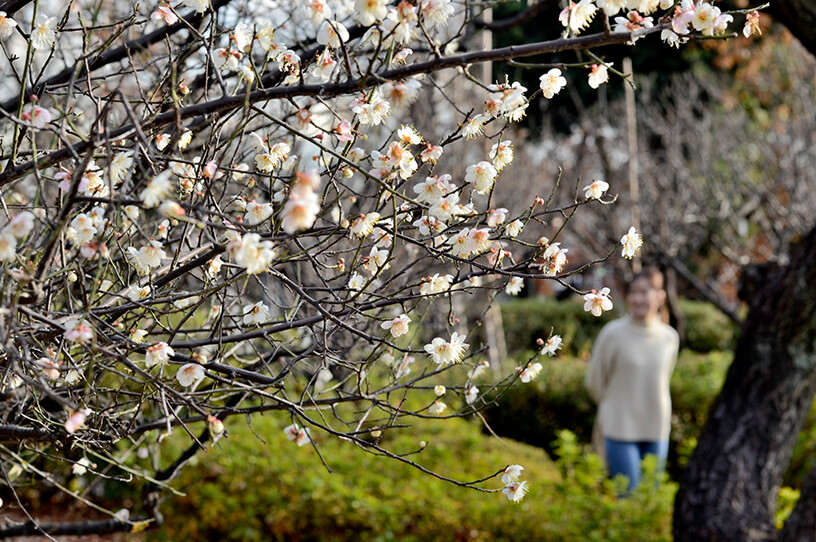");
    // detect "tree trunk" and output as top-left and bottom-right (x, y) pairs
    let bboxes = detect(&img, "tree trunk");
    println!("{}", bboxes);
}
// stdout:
(673, 225), (816, 541)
